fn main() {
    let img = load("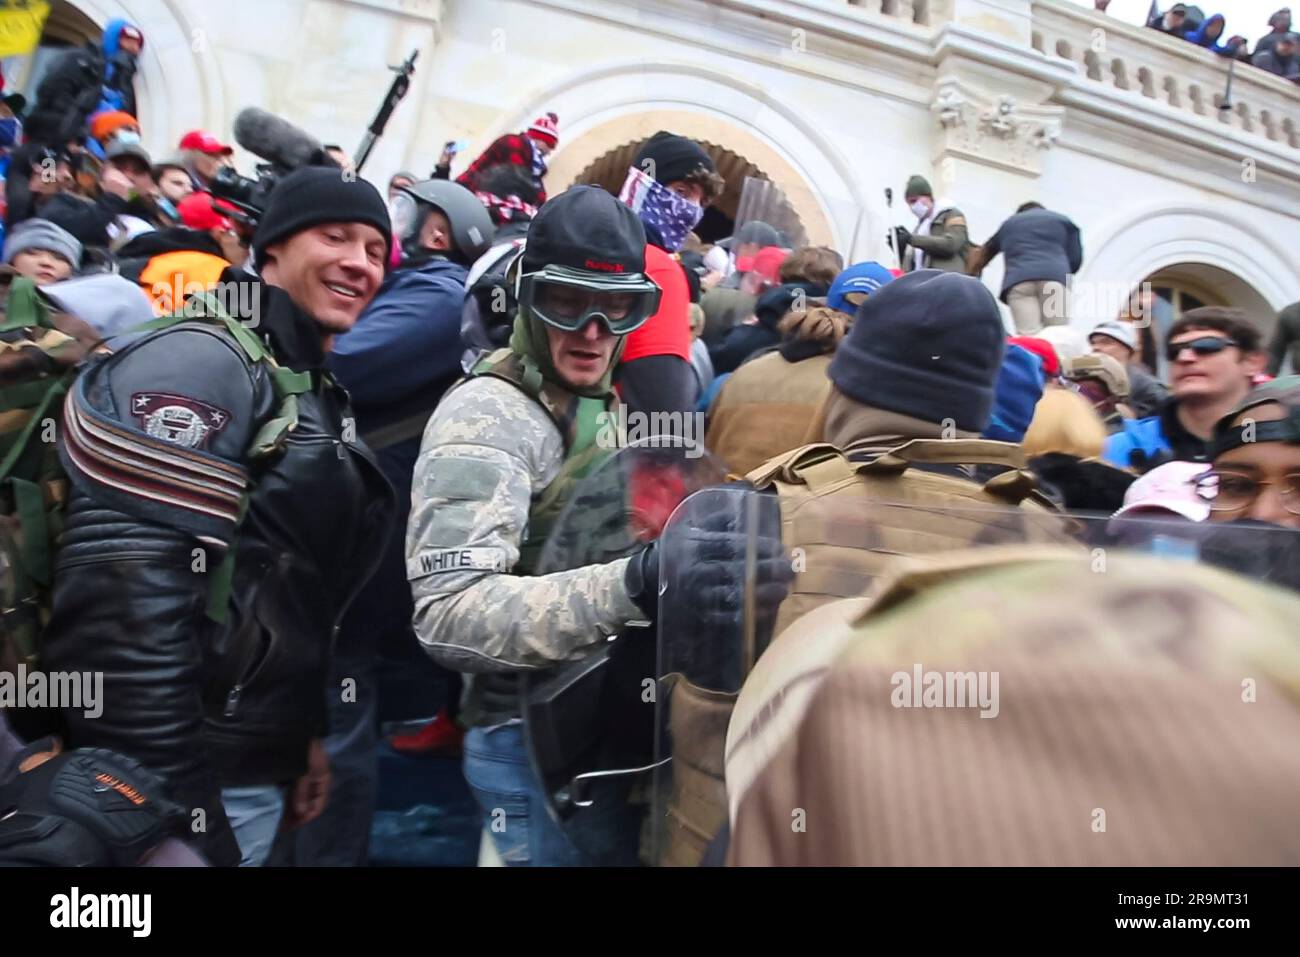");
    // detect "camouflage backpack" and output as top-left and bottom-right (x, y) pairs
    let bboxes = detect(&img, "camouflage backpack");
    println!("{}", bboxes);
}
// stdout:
(0, 284), (311, 674)
(0, 273), (102, 674)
